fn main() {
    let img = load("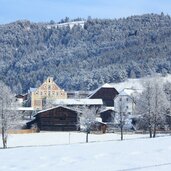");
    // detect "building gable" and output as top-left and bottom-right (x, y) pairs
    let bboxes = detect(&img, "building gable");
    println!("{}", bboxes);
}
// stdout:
(31, 77), (67, 110)
(89, 84), (119, 107)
